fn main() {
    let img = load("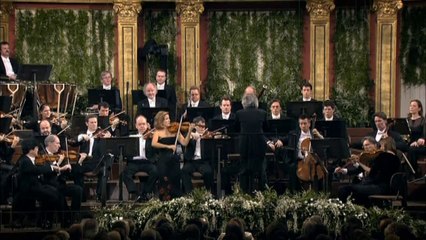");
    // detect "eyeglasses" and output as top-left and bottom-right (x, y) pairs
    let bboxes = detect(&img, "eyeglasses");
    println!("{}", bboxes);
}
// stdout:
(196, 124), (206, 128)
